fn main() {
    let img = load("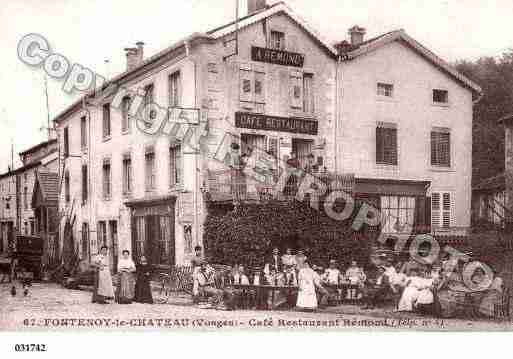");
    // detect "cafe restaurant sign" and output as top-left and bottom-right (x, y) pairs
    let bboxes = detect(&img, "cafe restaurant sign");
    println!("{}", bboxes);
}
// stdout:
(235, 112), (317, 135)
(251, 46), (305, 68)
